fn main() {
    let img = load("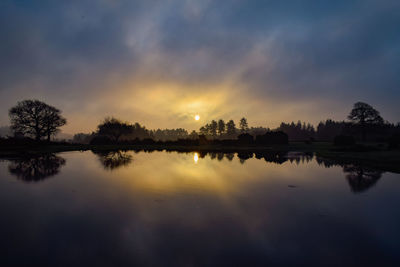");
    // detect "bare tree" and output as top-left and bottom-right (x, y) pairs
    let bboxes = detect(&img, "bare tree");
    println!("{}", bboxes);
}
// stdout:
(9, 100), (67, 141)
